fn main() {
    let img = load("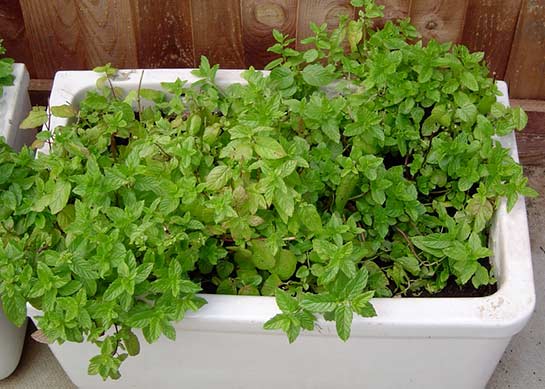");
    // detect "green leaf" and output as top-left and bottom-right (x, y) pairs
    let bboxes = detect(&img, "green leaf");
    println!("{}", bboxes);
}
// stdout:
(303, 49), (319, 63)
(285, 317), (301, 343)
(275, 289), (299, 313)
(124, 330), (140, 356)
(161, 320), (176, 341)
(143, 318), (162, 343)
(345, 268), (369, 299)
(472, 265), (490, 288)
(456, 103), (477, 123)
(49, 180), (71, 214)
(335, 174), (359, 213)
(216, 279), (237, 295)
(411, 234), (451, 257)
(70, 257), (97, 280)
(301, 64), (336, 87)
(335, 304), (353, 341)
(273, 250), (298, 280)
(393, 256), (420, 276)
(103, 279), (125, 301)
(263, 313), (289, 331)
(254, 136), (287, 159)
(351, 292), (377, 318)
(511, 107), (528, 130)
(460, 72), (479, 91)
(299, 204), (322, 233)
(250, 240), (276, 270)
(300, 294), (337, 313)
(51, 105), (77, 118)
(273, 188), (295, 222)
(135, 263), (154, 284)
(1, 293), (27, 327)
(93, 63), (117, 76)
(20, 107), (48, 129)
(261, 274), (282, 296)
(205, 165), (232, 191)
(139, 89), (165, 103)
